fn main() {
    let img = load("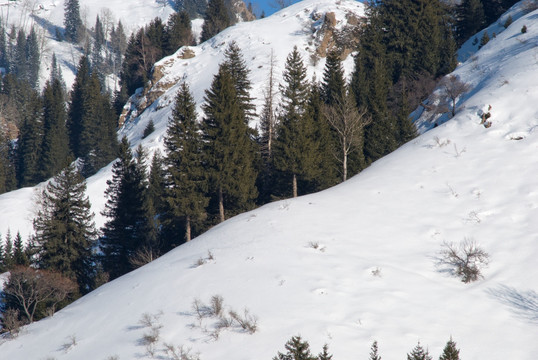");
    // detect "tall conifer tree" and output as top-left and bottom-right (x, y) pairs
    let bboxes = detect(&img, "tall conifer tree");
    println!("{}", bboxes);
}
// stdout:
(33, 163), (97, 293)
(273, 46), (320, 198)
(201, 65), (258, 222)
(40, 79), (71, 180)
(64, 0), (82, 43)
(200, 0), (231, 42)
(162, 82), (208, 244)
(101, 137), (154, 279)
